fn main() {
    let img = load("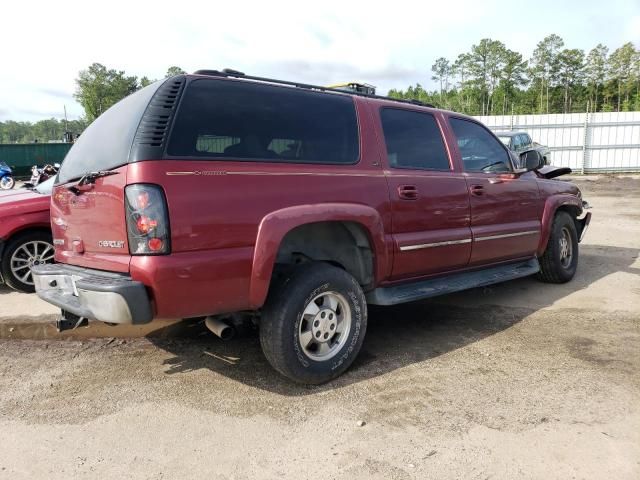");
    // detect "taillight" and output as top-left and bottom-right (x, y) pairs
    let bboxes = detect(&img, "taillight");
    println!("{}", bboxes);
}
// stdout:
(125, 184), (170, 255)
